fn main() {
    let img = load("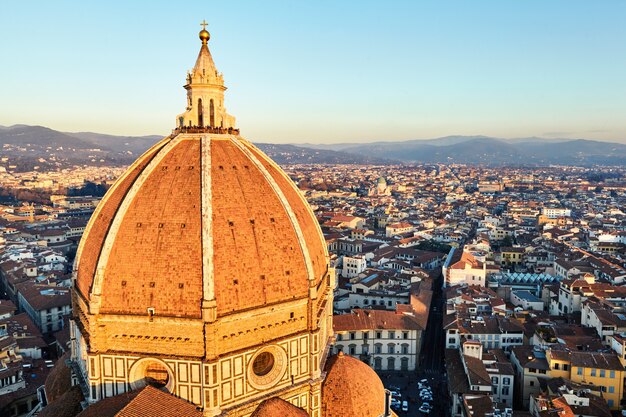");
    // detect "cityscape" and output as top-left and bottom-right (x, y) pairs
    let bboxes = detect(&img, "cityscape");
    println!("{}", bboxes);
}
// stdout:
(1, 3), (626, 417)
